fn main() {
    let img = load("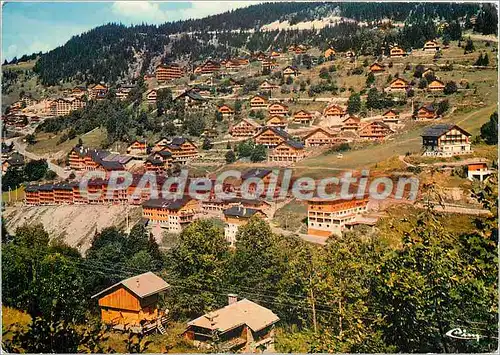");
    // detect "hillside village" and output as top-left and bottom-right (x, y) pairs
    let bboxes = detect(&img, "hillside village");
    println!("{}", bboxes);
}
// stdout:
(1, 2), (498, 354)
